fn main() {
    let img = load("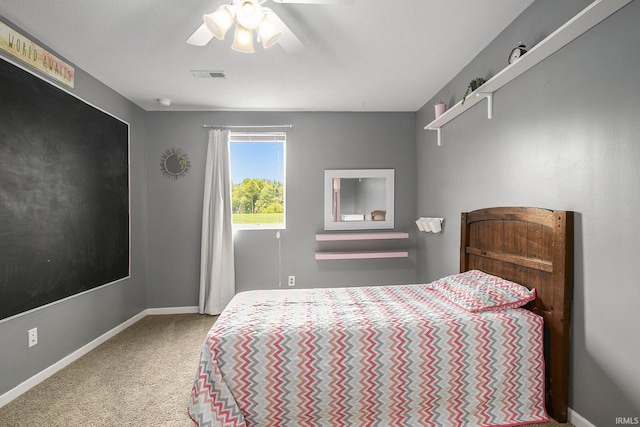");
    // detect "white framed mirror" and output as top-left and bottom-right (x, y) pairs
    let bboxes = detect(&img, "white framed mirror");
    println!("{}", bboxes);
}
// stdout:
(324, 169), (395, 230)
